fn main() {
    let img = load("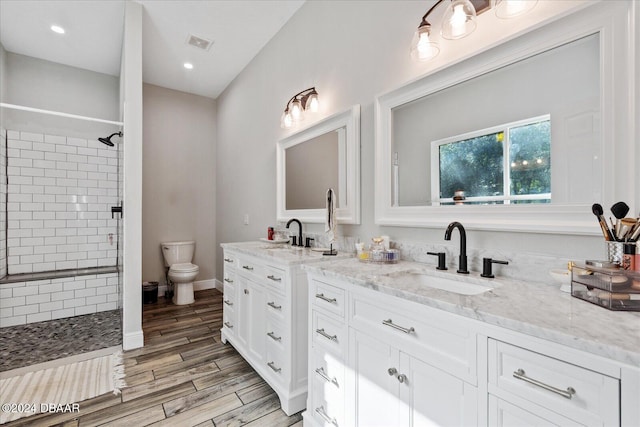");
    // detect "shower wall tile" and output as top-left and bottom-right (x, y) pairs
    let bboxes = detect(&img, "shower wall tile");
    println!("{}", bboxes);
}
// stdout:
(6, 131), (118, 274)
(1, 129), (7, 279)
(0, 272), (118, 327)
